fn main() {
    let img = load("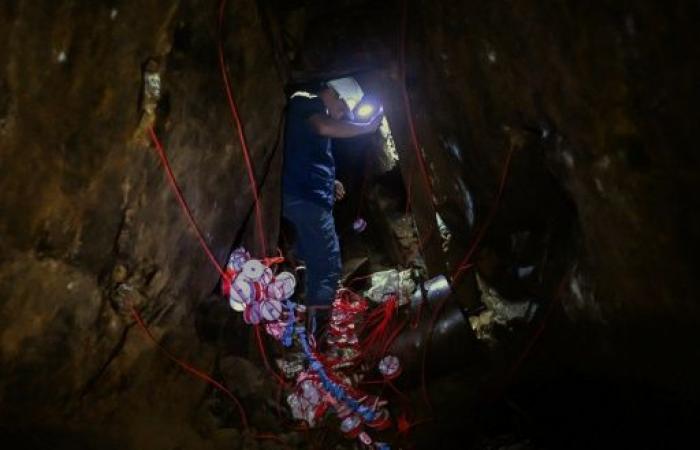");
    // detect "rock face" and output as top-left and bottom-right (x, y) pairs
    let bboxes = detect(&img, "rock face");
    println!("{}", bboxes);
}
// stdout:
(401, 0), (700, 393)
(1, 0), (699, 449)
(1, 1), (286, 448)
(288, 0), (700, 386)
(277, 0), (700, 447)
